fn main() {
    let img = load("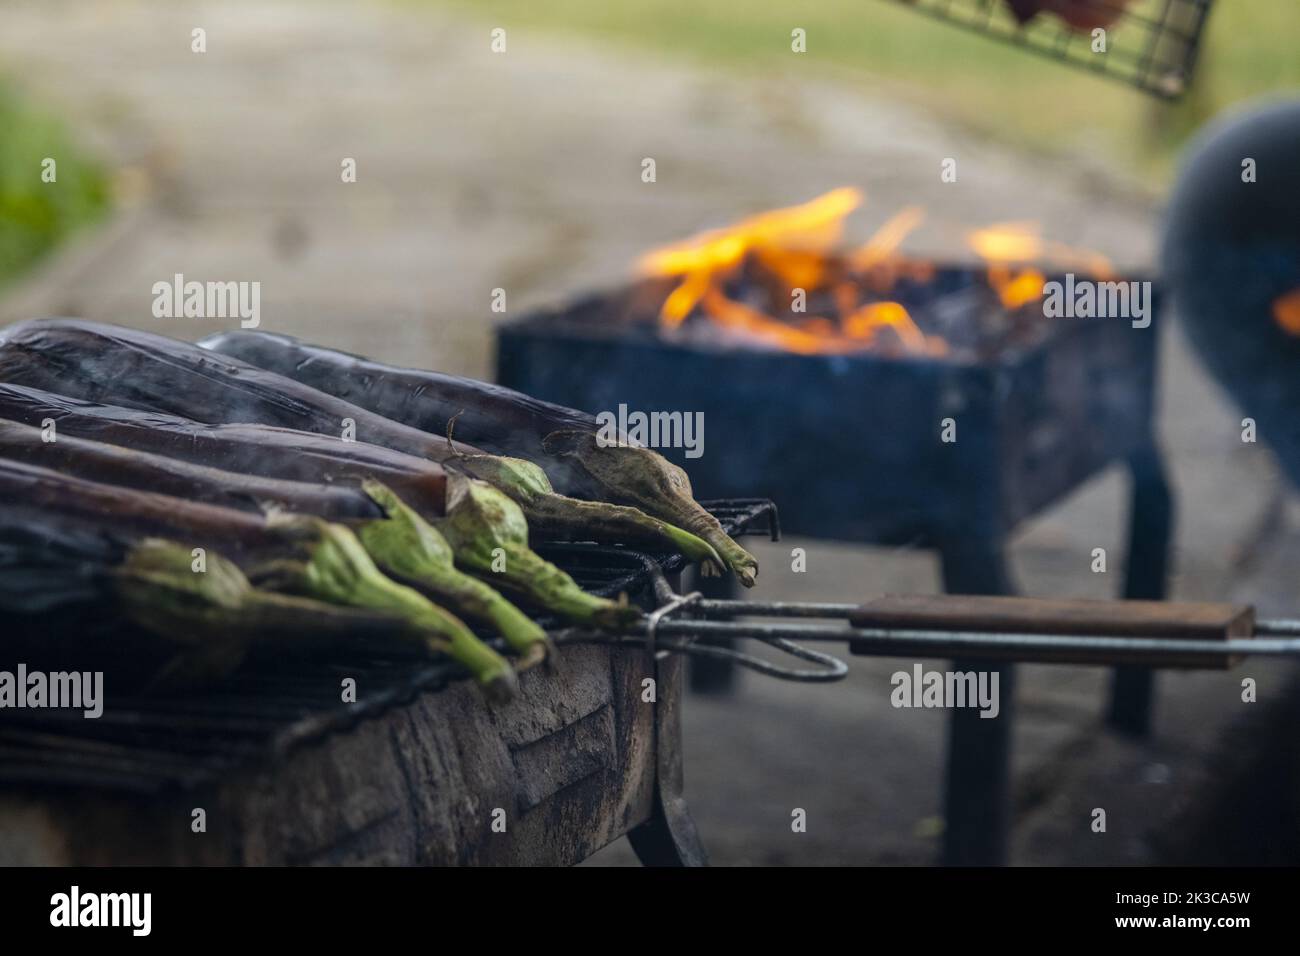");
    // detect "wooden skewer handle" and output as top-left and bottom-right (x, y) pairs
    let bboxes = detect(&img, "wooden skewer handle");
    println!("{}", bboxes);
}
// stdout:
(849, 595), (1255, 668)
